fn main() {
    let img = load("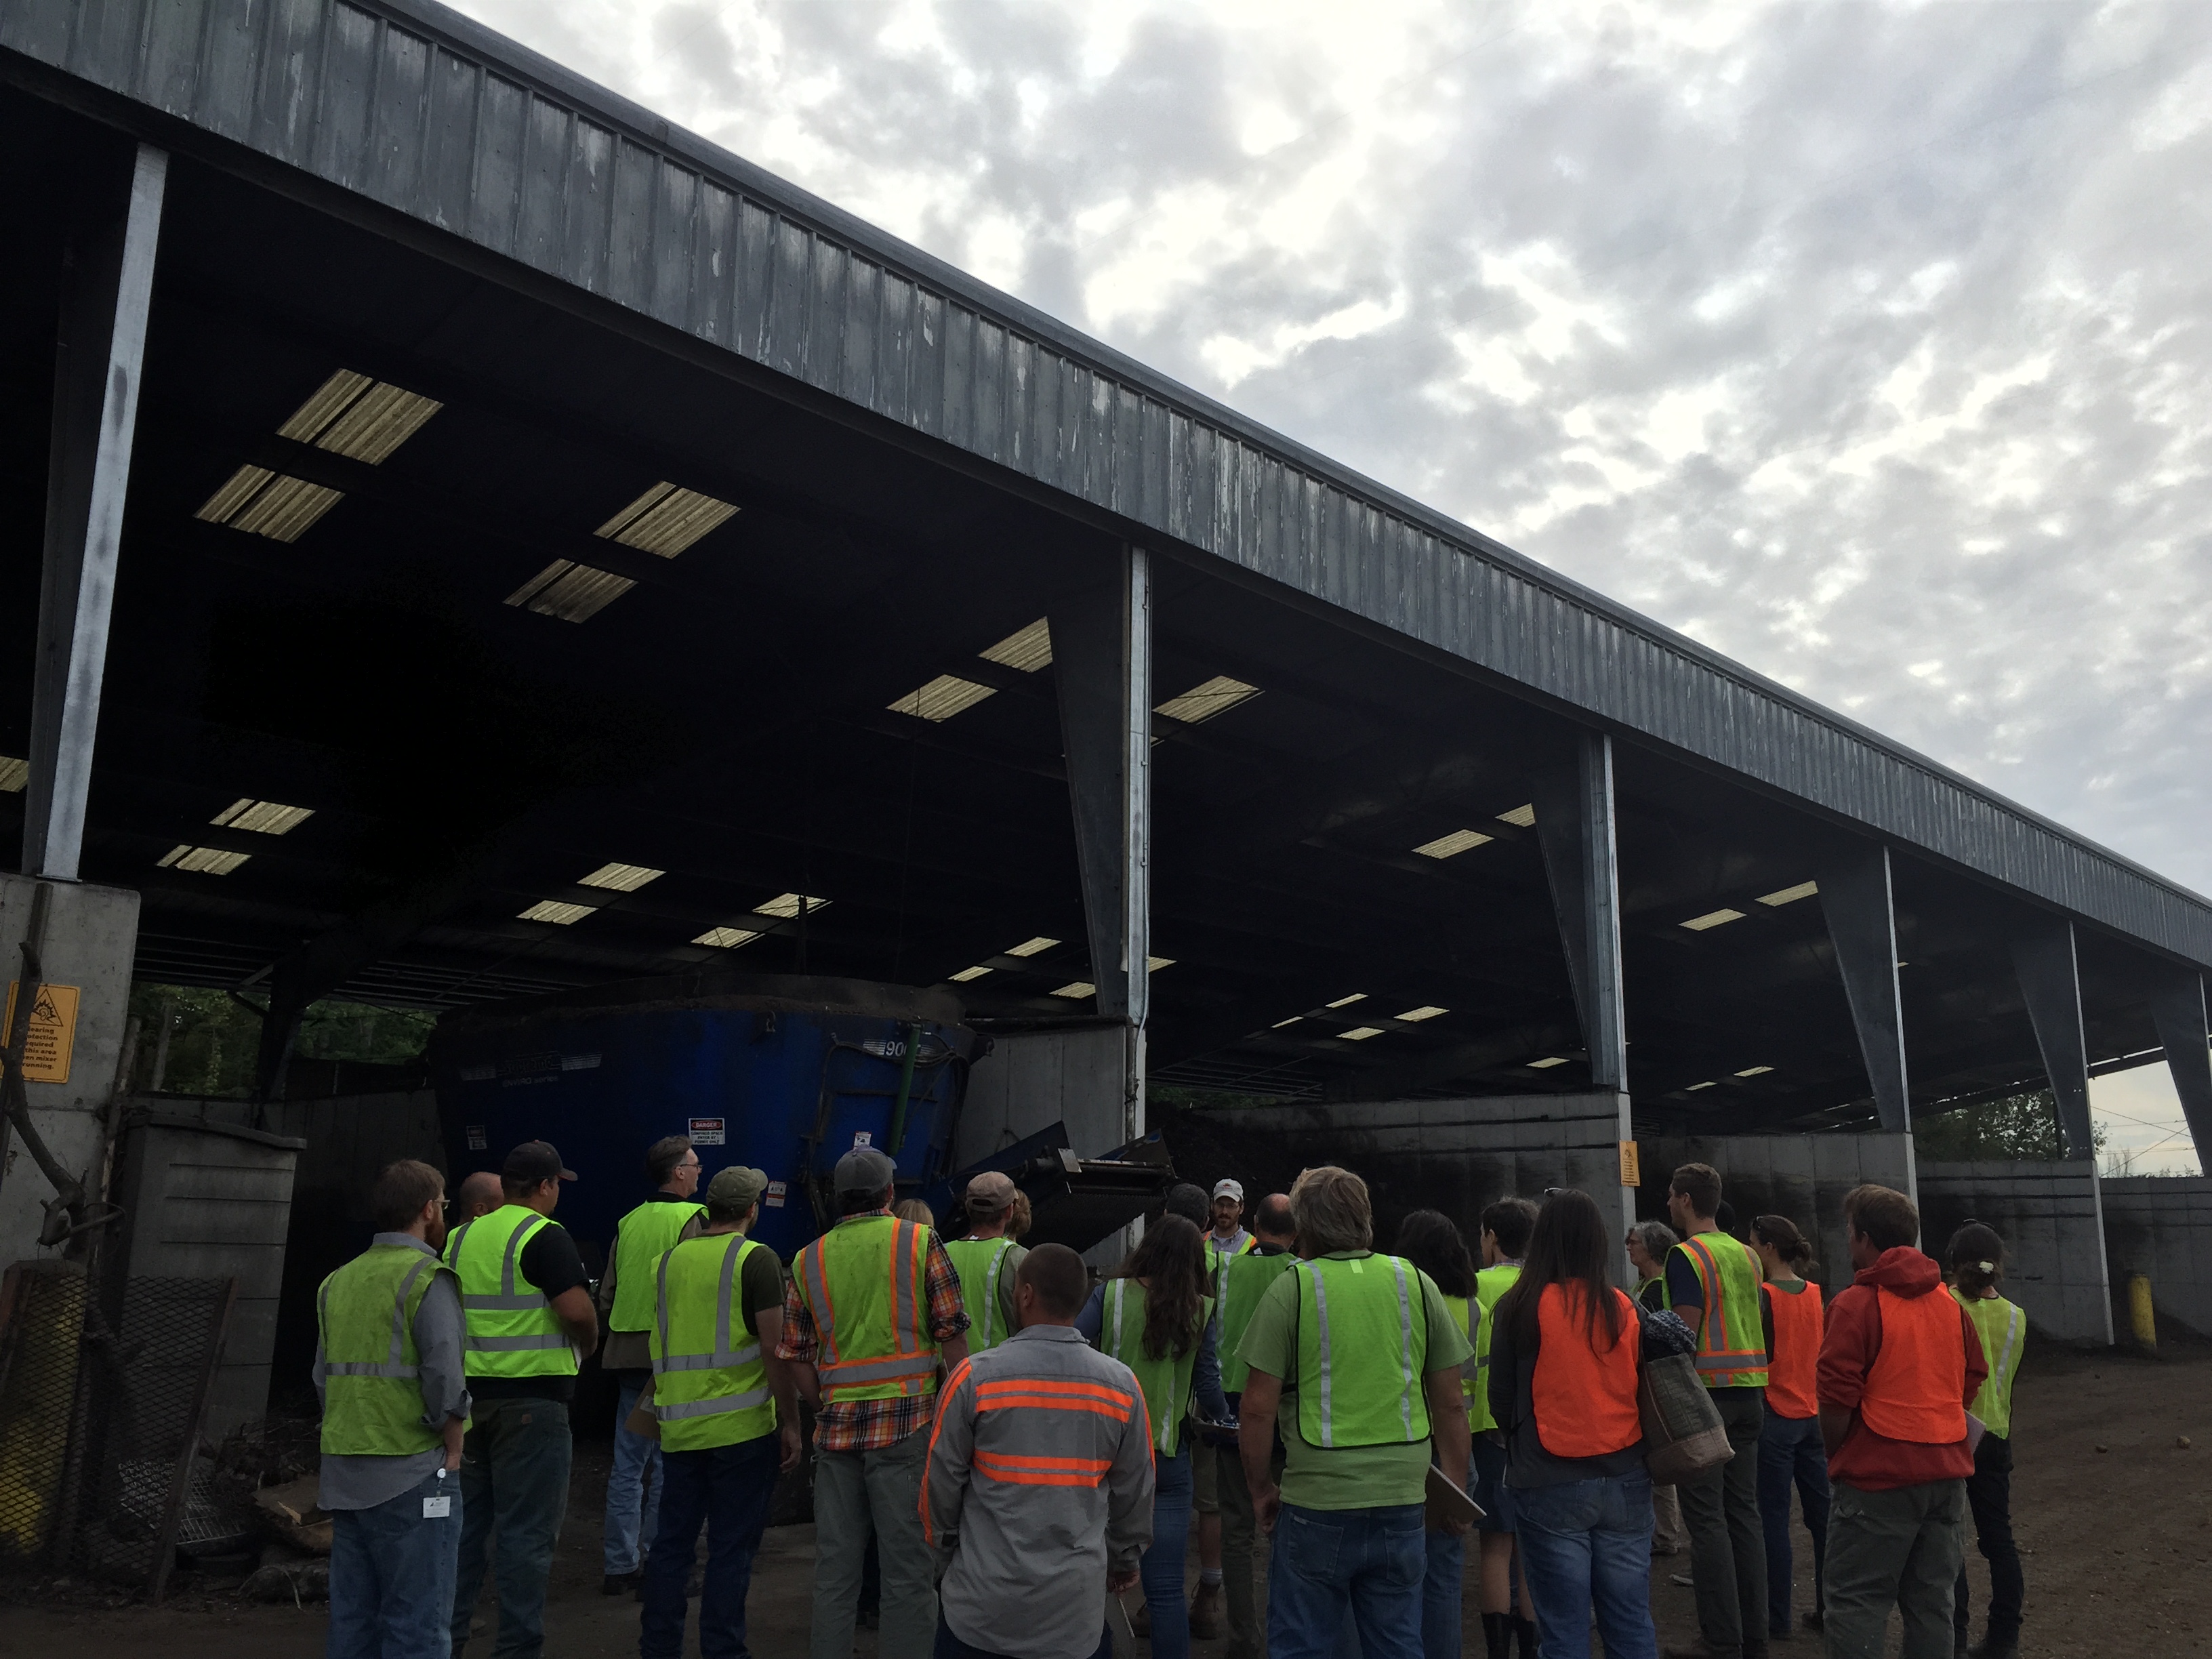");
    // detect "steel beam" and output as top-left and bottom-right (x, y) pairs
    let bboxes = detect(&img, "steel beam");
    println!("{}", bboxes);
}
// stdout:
(1817, 844), (1912, 1135)
(24, 142), (166, 882)
(2146, 970), (2212, 1168)
(1049, 546), (1152, 1150)
(2009, 920), (2096, 1160)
